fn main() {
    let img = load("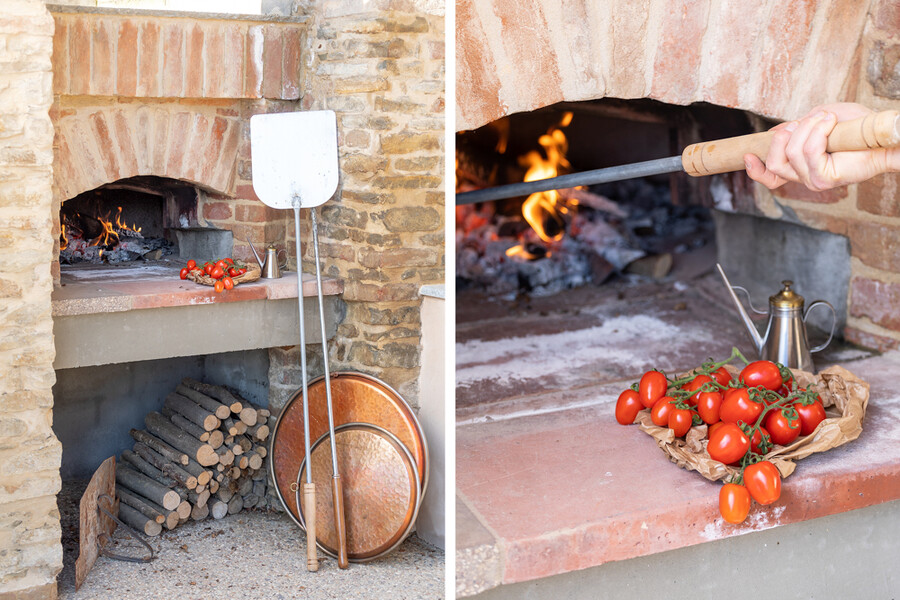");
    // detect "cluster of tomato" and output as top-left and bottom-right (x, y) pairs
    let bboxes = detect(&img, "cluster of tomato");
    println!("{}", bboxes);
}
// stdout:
(615, 349), (827, 524)
(179, 257), (247, 293)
